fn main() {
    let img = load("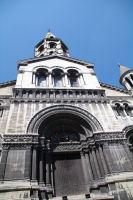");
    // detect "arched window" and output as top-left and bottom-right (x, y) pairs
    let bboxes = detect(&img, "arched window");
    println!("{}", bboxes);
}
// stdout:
(123, 103), (132, 117)
(52, 69), (64, 87)
(38, 45), (44, 53)
(115, 103), (124, 116)
(49, 42), (56, 49)
(68, 69), (79, 87)
(126, 130), (133, 149)
(36, 68), (48, 87)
